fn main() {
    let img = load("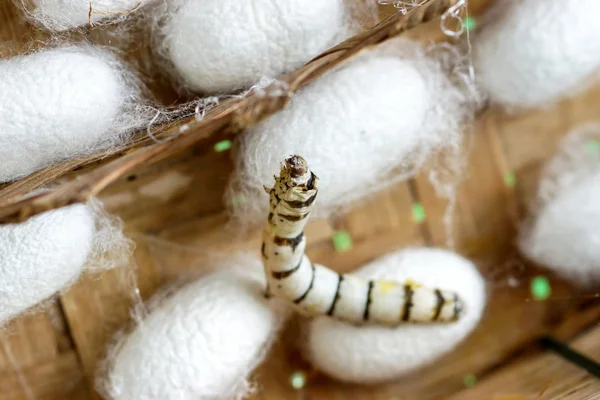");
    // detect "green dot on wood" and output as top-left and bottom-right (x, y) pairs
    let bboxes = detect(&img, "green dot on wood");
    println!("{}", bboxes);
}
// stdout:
(332, 230), (353, 253)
